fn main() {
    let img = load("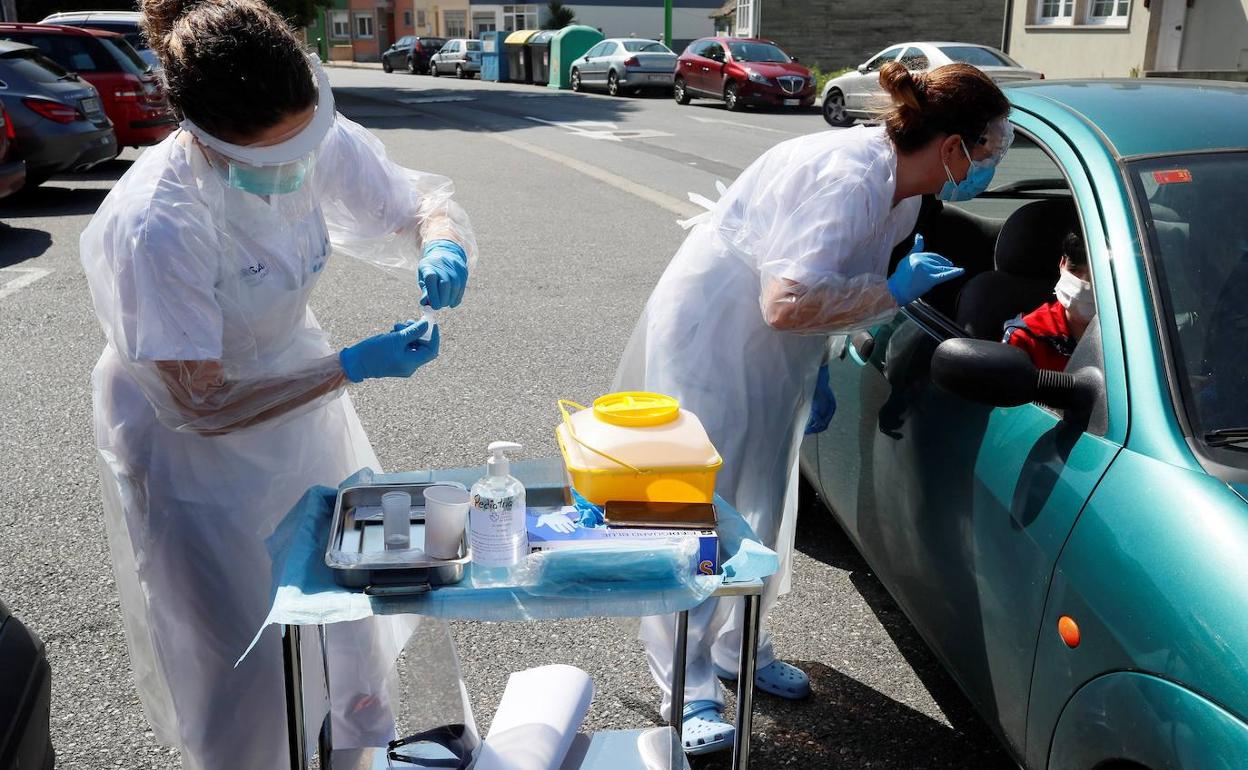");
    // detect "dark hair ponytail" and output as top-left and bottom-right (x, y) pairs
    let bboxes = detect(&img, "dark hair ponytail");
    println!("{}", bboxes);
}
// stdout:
(142, 0), (316, 142)
(879, 61), (1009, 154)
